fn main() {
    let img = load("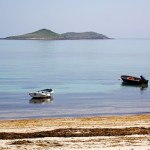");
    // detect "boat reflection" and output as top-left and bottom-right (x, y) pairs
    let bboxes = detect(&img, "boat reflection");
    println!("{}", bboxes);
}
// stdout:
(29, 97), (53, 104)
(121, 82), (148, 91)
